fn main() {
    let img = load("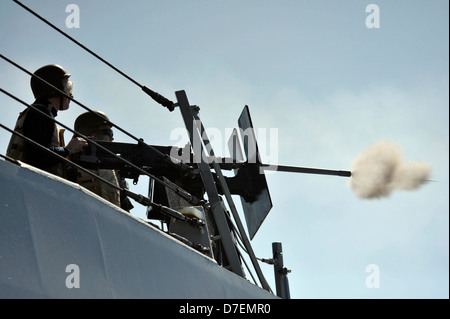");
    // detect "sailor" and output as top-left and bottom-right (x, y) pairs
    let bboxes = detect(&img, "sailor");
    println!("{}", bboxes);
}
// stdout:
(6, 64), (88, 177)
(73, 111), (133, 212)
